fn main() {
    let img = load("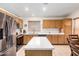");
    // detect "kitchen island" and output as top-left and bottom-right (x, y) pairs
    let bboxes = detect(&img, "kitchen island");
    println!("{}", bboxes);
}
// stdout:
(24, 36), (54, 56)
